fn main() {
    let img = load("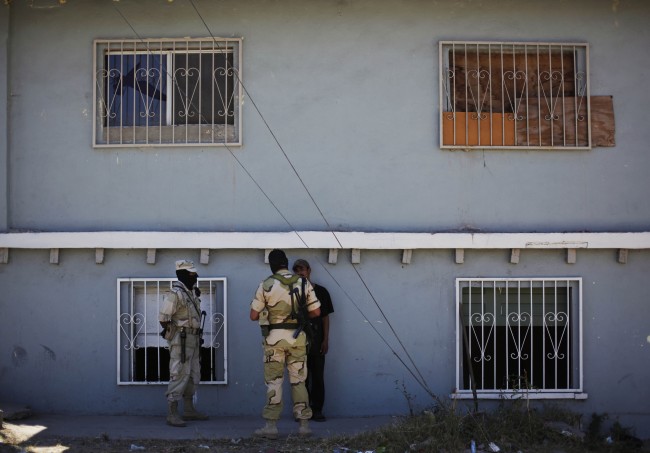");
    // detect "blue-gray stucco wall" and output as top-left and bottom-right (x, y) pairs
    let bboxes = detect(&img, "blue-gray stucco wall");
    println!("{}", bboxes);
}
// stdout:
(1, 0), (649, 438)
(3, 0), (650, 233)
(0, 5), (8, 232)
(1, 248), (649, 435)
